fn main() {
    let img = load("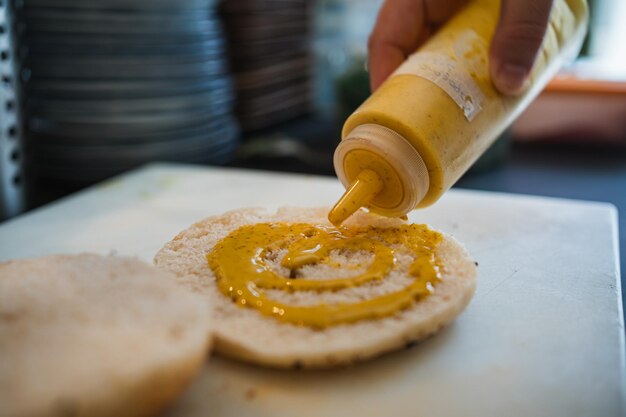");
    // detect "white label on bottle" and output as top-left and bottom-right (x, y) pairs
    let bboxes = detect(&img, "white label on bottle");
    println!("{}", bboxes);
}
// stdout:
(392, 37), (486, 121)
